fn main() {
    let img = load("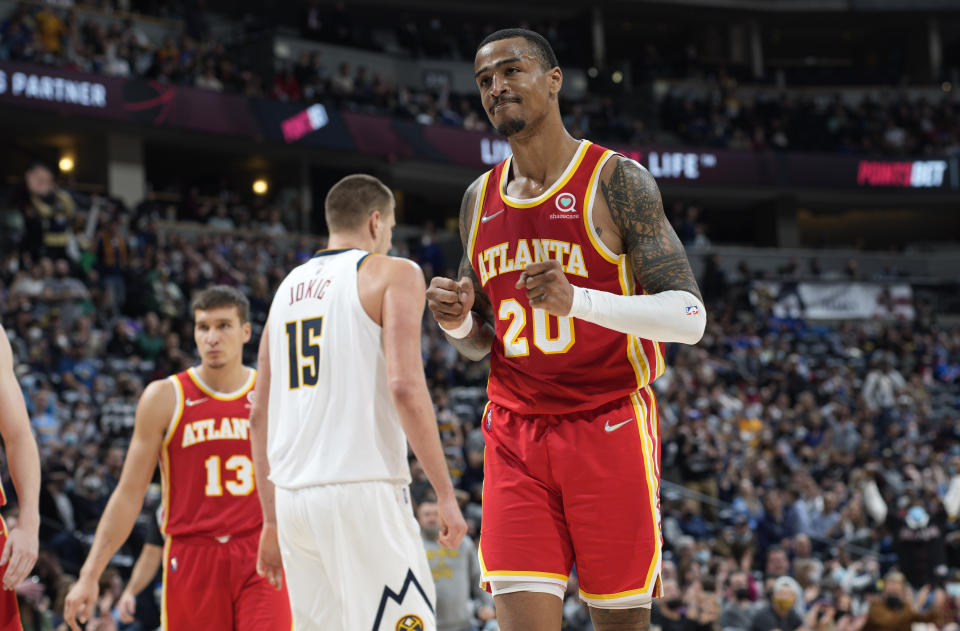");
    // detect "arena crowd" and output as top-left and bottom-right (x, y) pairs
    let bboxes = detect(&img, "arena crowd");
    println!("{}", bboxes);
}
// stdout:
(0, 157), (958, 630)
